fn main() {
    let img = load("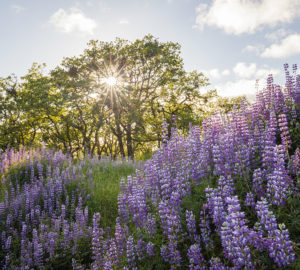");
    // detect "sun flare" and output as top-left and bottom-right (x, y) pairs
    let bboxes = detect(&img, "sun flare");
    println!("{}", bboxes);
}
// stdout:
(102, 76), (118, 86)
